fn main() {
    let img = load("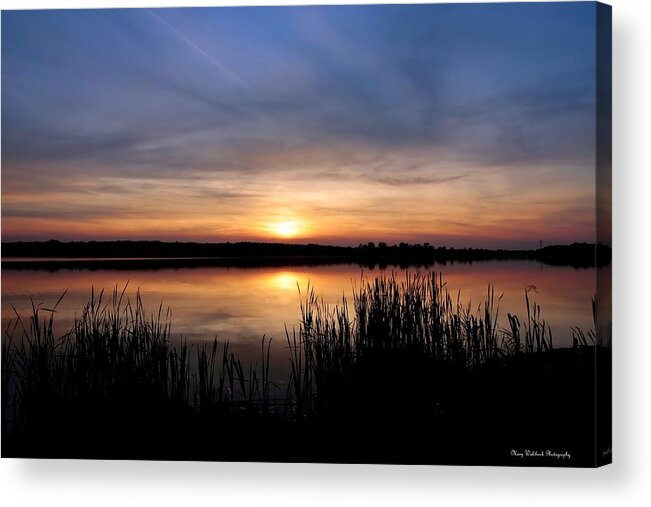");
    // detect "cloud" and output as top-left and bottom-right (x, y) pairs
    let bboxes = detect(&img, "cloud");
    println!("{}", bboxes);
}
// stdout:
(373, 174), (469, 186)
(2, 4), (596, 175)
